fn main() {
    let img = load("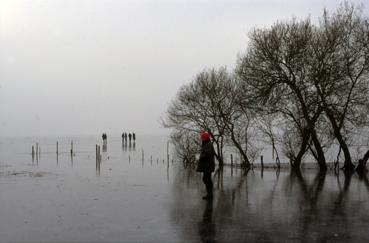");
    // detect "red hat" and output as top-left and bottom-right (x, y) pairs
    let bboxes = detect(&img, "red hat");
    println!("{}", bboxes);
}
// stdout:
(201, 131), (210, 141)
